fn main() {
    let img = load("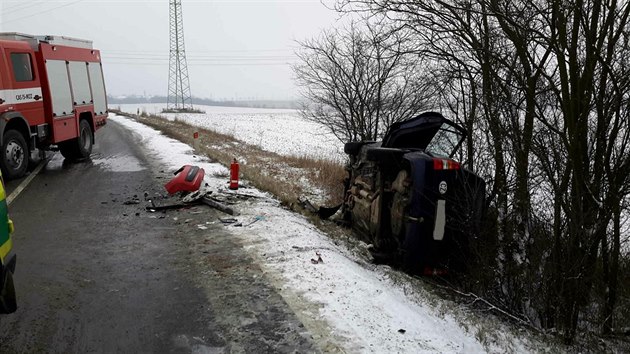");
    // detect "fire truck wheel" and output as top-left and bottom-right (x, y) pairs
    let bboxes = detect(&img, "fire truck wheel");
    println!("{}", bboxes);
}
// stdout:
(58, 141), (77, 160)
(59, 120), (93, 161)
(0, 130), (28, 180)
(0, 269), (17, 314)
(76, 119), (93, 159)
